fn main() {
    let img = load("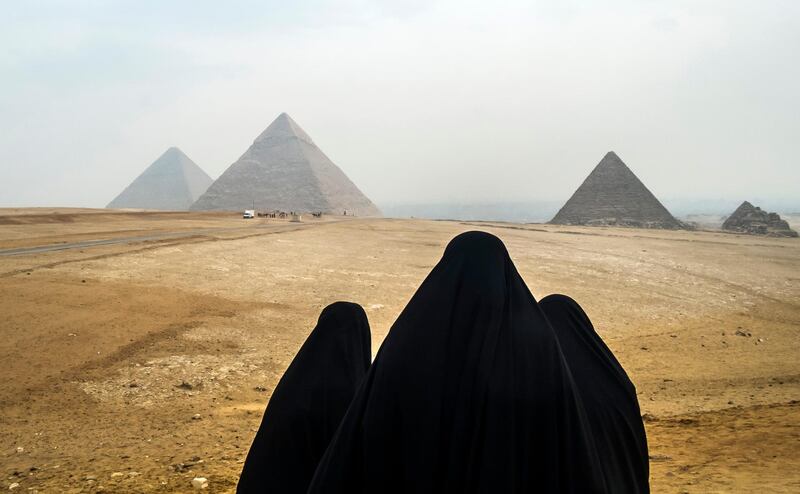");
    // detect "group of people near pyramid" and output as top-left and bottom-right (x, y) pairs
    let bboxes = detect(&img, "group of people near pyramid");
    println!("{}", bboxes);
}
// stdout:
(236, 231), (650, 493)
